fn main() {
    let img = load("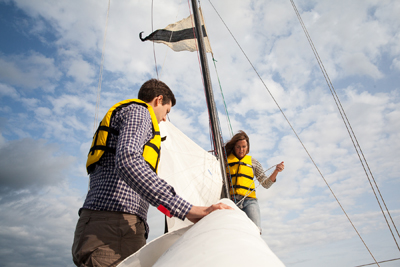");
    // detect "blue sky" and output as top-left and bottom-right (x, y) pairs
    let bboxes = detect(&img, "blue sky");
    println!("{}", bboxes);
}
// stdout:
(0, 0), (399, 266)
